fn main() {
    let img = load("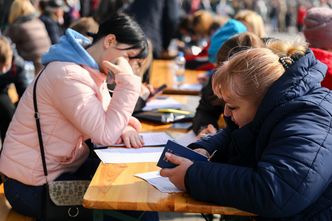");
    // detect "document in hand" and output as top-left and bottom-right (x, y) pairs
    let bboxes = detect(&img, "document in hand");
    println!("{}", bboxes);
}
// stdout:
(157, 140), (208, 168)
